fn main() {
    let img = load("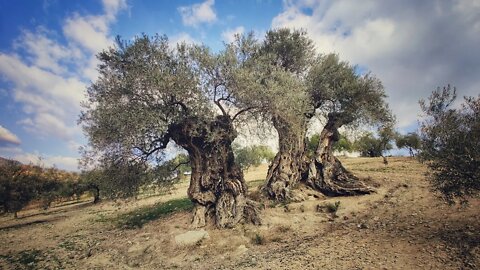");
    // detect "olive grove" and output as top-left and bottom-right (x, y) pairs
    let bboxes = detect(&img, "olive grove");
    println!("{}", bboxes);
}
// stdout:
(80, 29), (394, 228)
